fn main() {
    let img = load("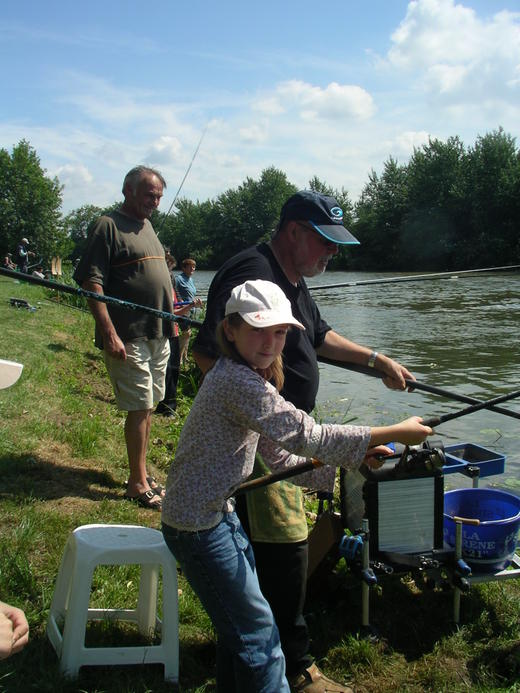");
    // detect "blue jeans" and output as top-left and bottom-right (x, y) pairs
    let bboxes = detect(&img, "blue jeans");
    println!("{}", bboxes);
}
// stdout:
(162, 513), (290, 693)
